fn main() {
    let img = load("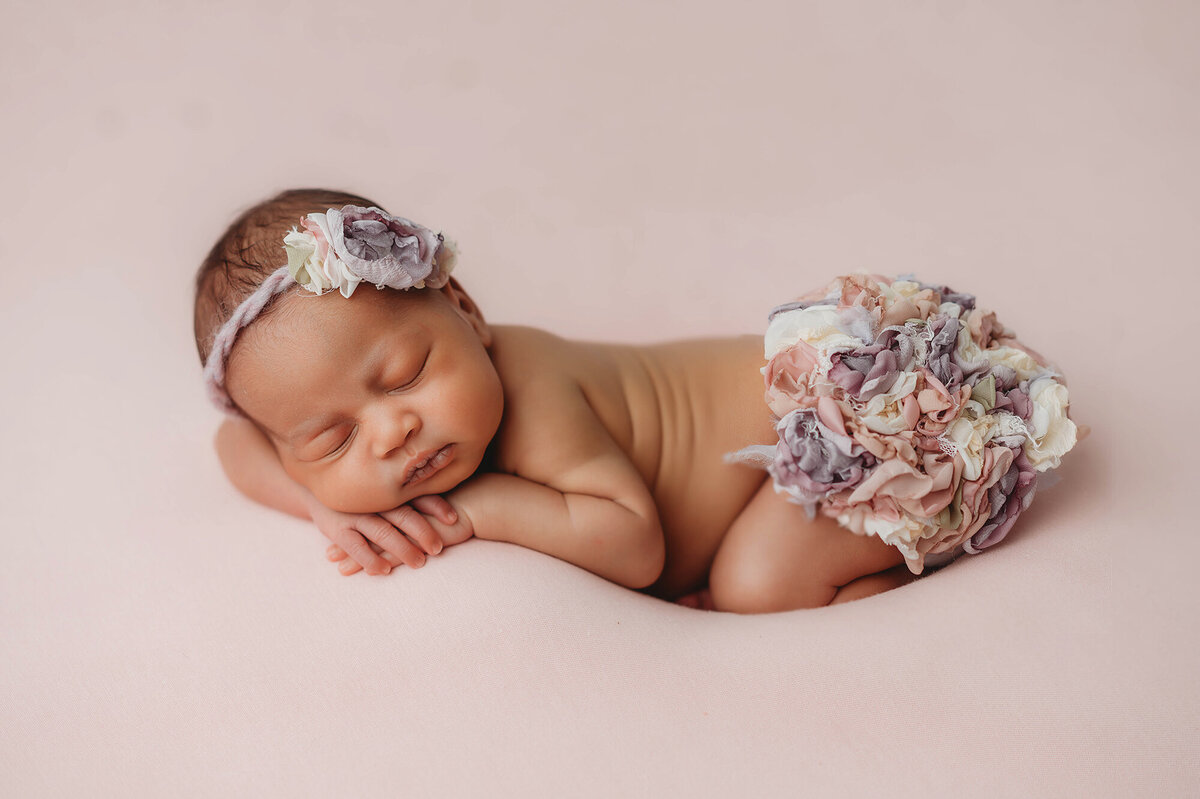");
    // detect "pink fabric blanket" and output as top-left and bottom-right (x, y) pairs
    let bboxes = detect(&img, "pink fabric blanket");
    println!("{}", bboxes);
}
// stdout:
(2, 1), (1195, 795)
